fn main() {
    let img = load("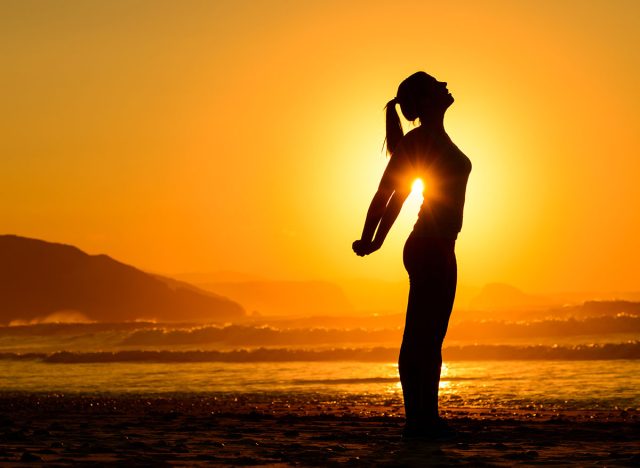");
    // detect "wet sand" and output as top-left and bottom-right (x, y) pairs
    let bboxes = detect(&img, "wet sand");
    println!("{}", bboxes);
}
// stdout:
(0, 393), (638, 466)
